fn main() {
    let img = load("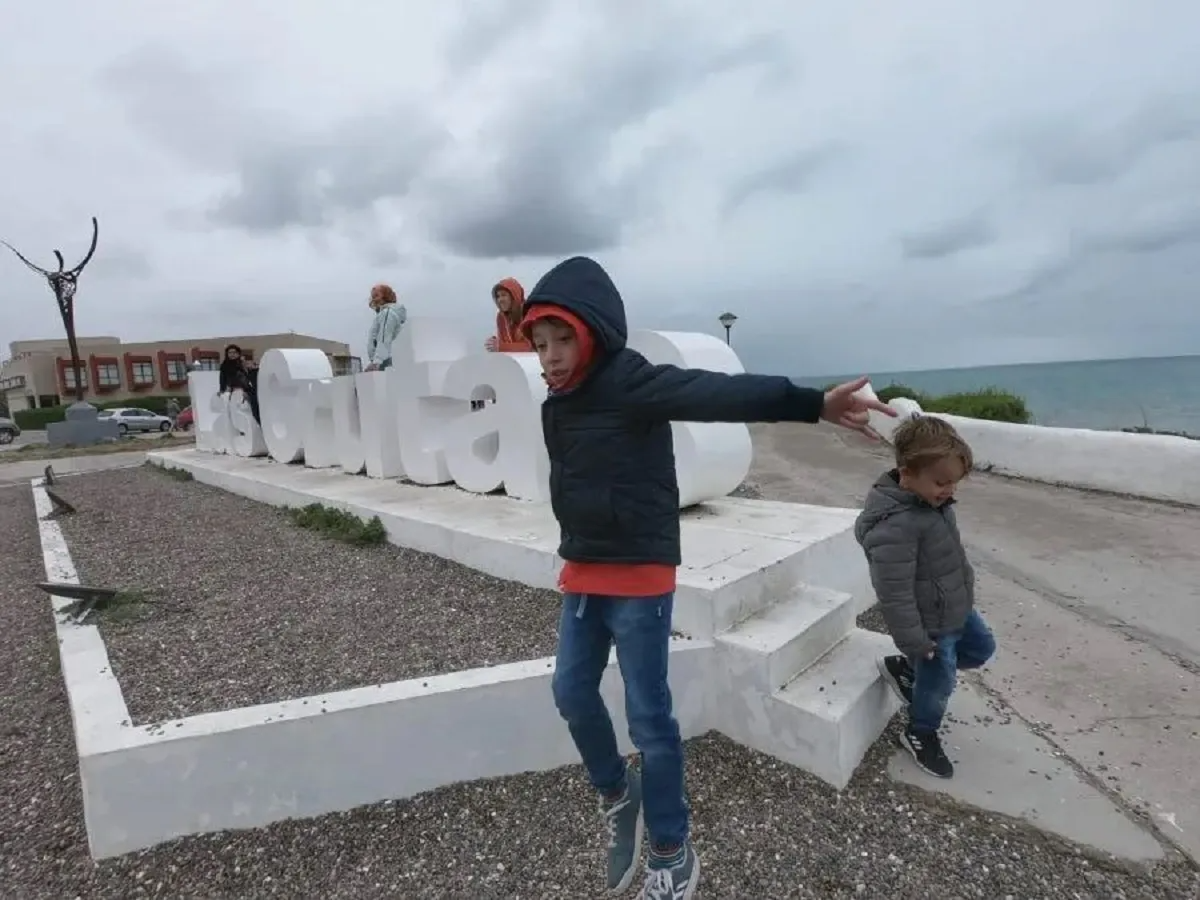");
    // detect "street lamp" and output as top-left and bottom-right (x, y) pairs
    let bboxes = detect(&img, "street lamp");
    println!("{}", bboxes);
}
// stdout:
(718, 311), (738, 345)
